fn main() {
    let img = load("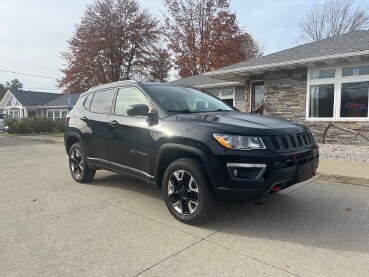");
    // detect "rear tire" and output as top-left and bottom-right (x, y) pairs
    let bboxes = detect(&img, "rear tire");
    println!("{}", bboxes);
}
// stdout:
(69, 143), (96, 183)
(162, 158), (216, 225)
